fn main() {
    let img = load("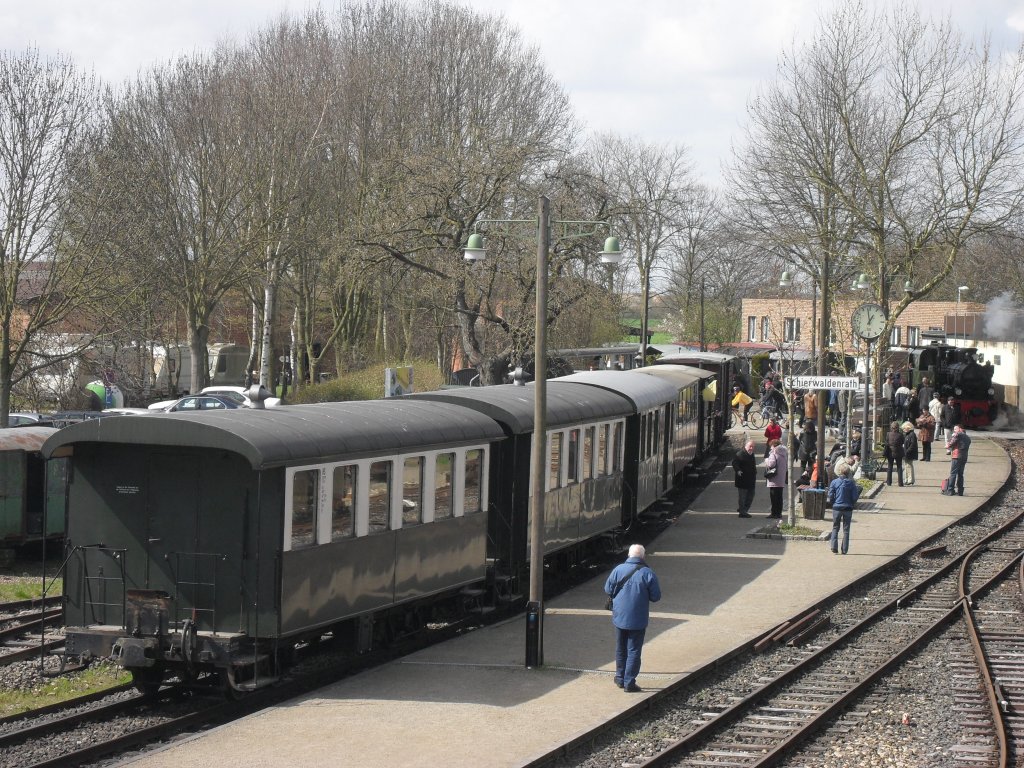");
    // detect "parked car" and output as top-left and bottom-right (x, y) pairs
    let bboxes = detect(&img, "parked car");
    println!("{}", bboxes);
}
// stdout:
(8, 412), (53, 426)
(148, 385), (279, 411)
(102, 408), (153, 416)
(200, 386), (281, 408)
(164, 395), (243, 412)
